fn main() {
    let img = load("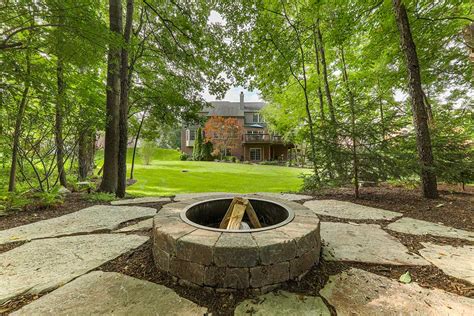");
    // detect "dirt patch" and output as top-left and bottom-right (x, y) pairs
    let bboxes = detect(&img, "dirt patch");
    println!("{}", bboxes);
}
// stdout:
(308, 184), (474, 231)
